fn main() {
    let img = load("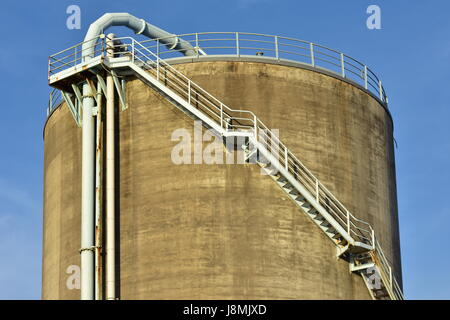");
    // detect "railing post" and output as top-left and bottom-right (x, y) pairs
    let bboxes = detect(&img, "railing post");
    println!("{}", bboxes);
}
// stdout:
(157, 39), (160, 59)
(220, 103), (223, 129)
(315, 179), (319, 202)
(157, 57), (160, 81)
(364, 65), (368, 89)
(188, 81), (191, 104)
(378, 80), (383, 101)
(372, 228), (375, 248)
(310, 43), (315, 67)
(236, 32), (240, 57)
(284, 148), (288, 170)
(346, 210), (351, 235)
(195, 33), (199, 58)
(253, 115), (257, 138)
(275, 36), (279, 60)
(340, 53), (345, 77)
(389, 266), (393, 287)
(131, 40), (135, 62)
(102, 35), (105, 58)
